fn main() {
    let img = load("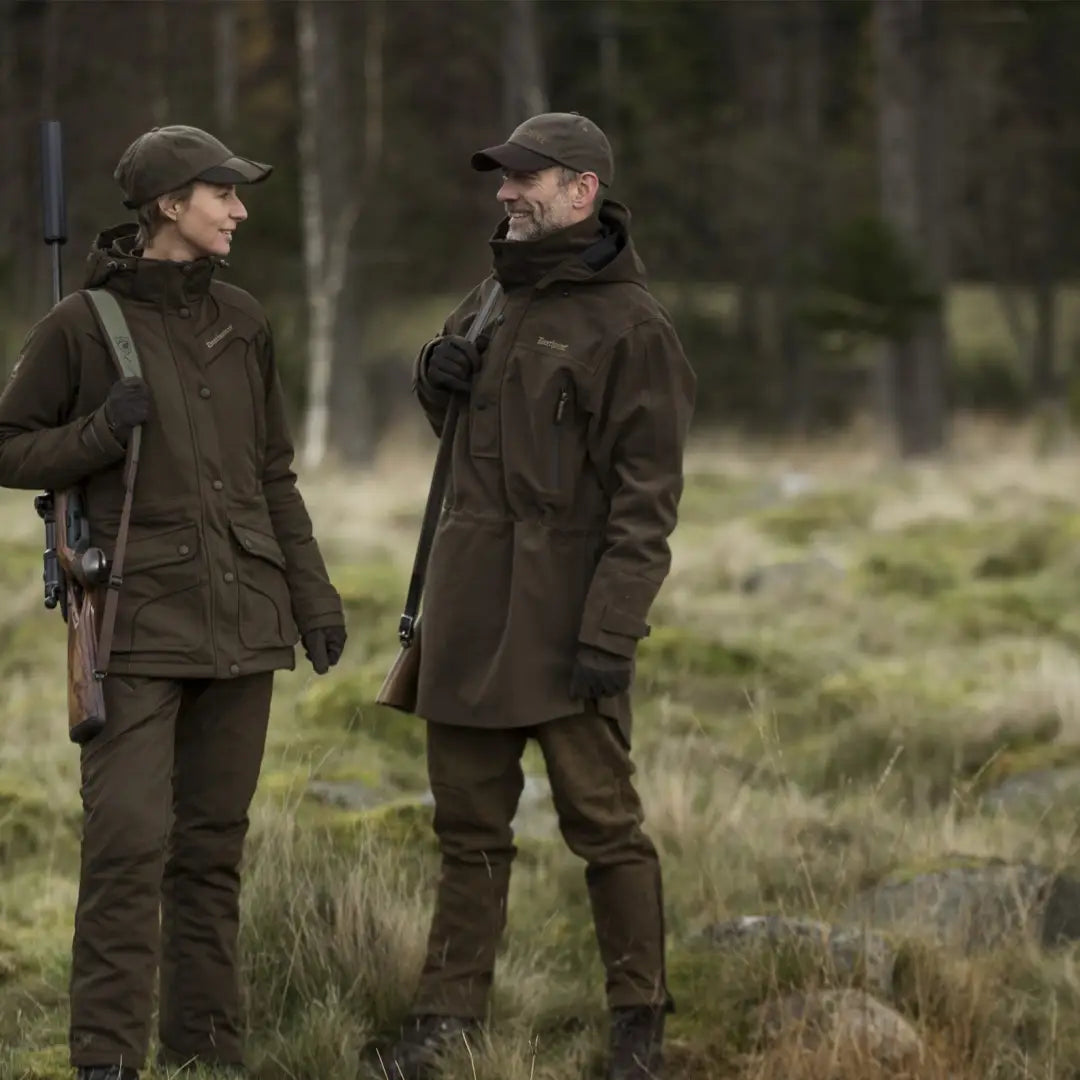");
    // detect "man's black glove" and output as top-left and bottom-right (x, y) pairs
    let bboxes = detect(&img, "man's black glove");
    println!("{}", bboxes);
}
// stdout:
(302, 625), (347, 675)
(569, 643), (633, 700)
(103, 376), (152, 443)
(425, 334), (484, 395)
